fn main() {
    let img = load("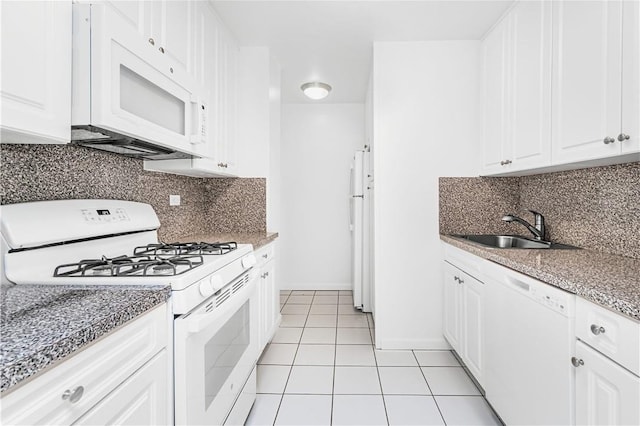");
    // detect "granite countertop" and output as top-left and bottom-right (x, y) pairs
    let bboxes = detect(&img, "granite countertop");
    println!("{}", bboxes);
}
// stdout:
(177, 232), (279, 250)
(0, 284), (171, 394)
(441, 235), (640, 321)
